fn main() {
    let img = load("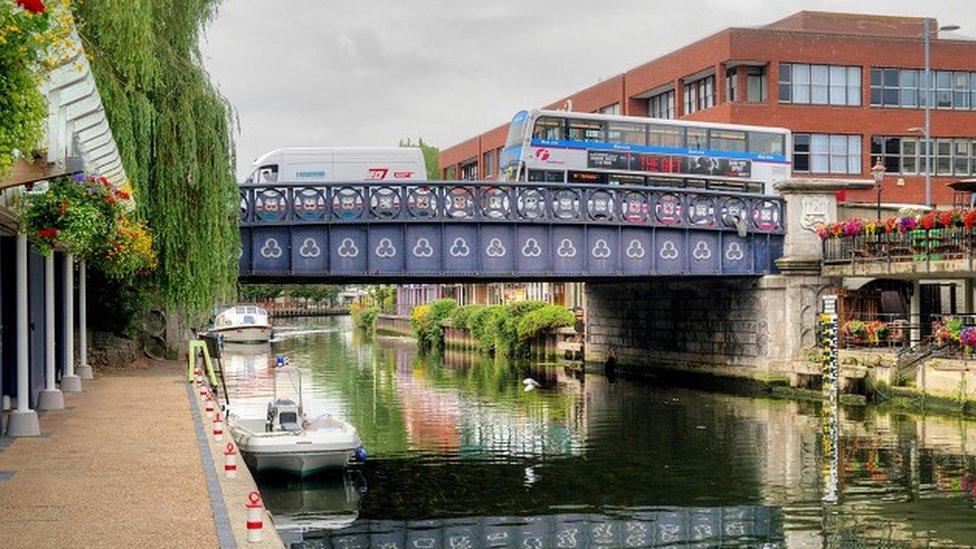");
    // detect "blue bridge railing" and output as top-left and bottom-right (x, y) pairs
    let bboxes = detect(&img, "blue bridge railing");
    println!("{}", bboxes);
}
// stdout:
(238, 181), (785, 281)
